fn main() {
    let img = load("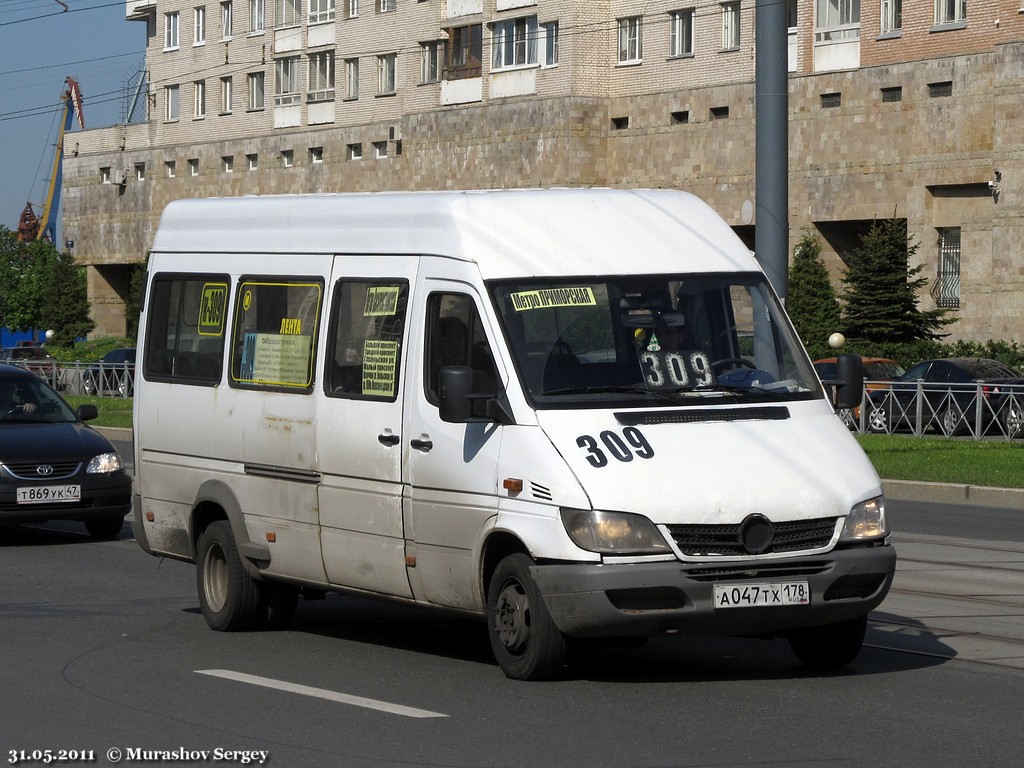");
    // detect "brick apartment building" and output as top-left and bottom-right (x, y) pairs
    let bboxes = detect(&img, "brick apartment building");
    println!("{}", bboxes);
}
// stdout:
(63, 0), (1021, 342)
